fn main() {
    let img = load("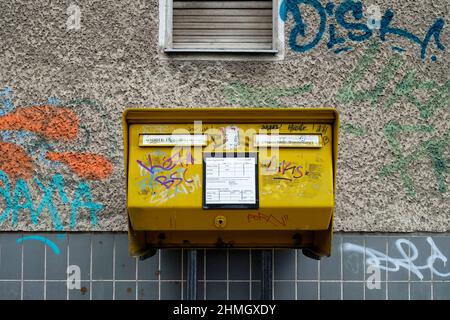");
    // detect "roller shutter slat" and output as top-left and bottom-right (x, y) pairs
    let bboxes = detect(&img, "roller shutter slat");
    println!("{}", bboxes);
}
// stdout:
(172, 42), (272, 49)
(171, 0), (274, 51)
(173, 22), (272, 29)
(173, 9), (273, 16)
(174, 15), (272, 23)
(173, 29), (272, 36)
(173, 1), (272, 9)
(174, 36), (272, 42)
